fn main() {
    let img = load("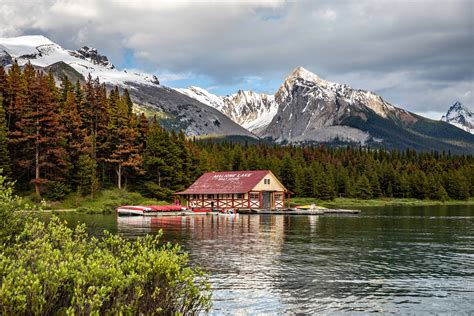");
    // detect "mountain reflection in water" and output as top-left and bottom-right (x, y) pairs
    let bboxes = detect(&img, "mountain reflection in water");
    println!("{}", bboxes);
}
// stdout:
(58, 206), (474, 314)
